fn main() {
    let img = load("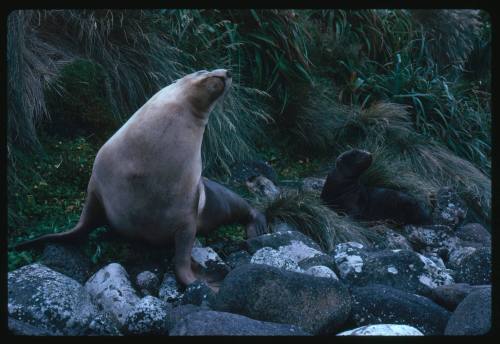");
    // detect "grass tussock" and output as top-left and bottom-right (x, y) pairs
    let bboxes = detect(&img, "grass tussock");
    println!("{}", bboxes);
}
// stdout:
(259, 190), (380, 252)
